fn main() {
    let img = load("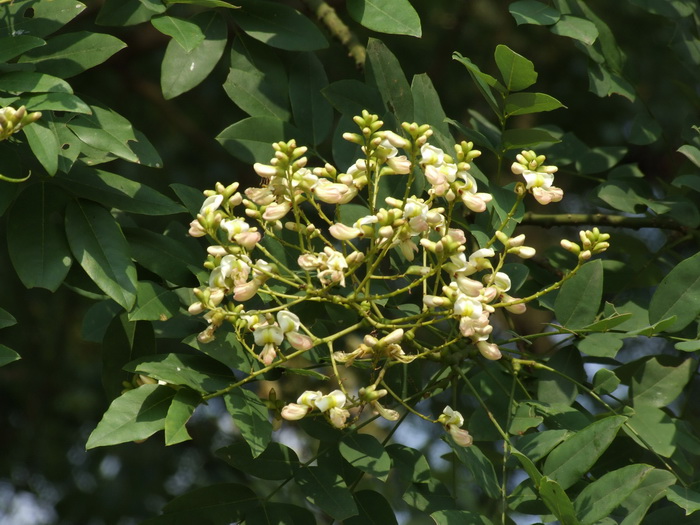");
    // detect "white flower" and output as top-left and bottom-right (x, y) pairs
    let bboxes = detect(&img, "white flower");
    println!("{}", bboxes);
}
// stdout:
(200, 194), (223, 215)
(315, 390), (346, 413)
(420, 144), (445, 165)
(277, 310), (301, 333)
